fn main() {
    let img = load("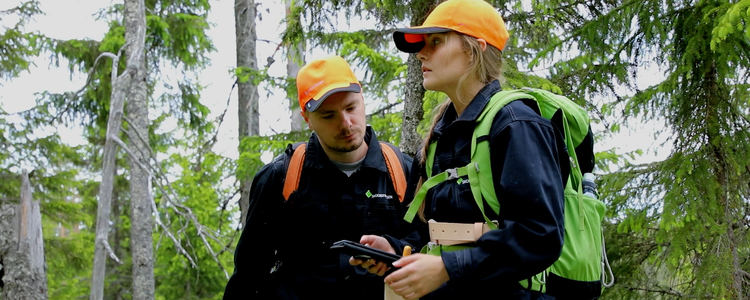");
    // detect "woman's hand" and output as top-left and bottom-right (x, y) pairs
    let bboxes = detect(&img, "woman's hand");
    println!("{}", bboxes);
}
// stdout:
(348, 235), (396, 276)
(385, 254), (449, 300)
